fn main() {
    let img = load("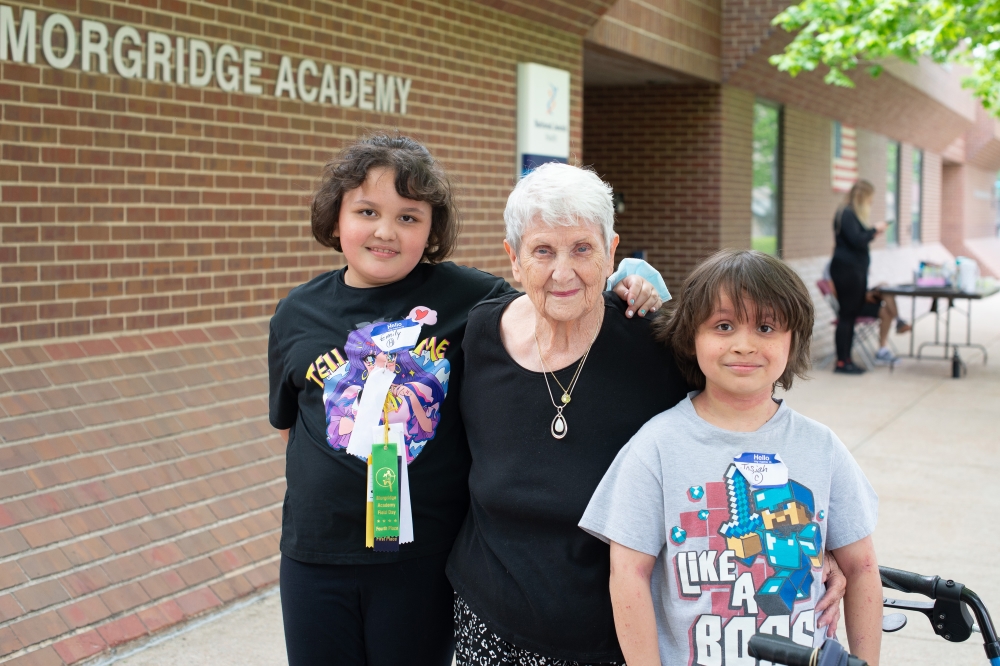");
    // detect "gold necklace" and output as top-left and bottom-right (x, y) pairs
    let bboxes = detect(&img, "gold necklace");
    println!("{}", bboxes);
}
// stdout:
(534, 320), (601, 440)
